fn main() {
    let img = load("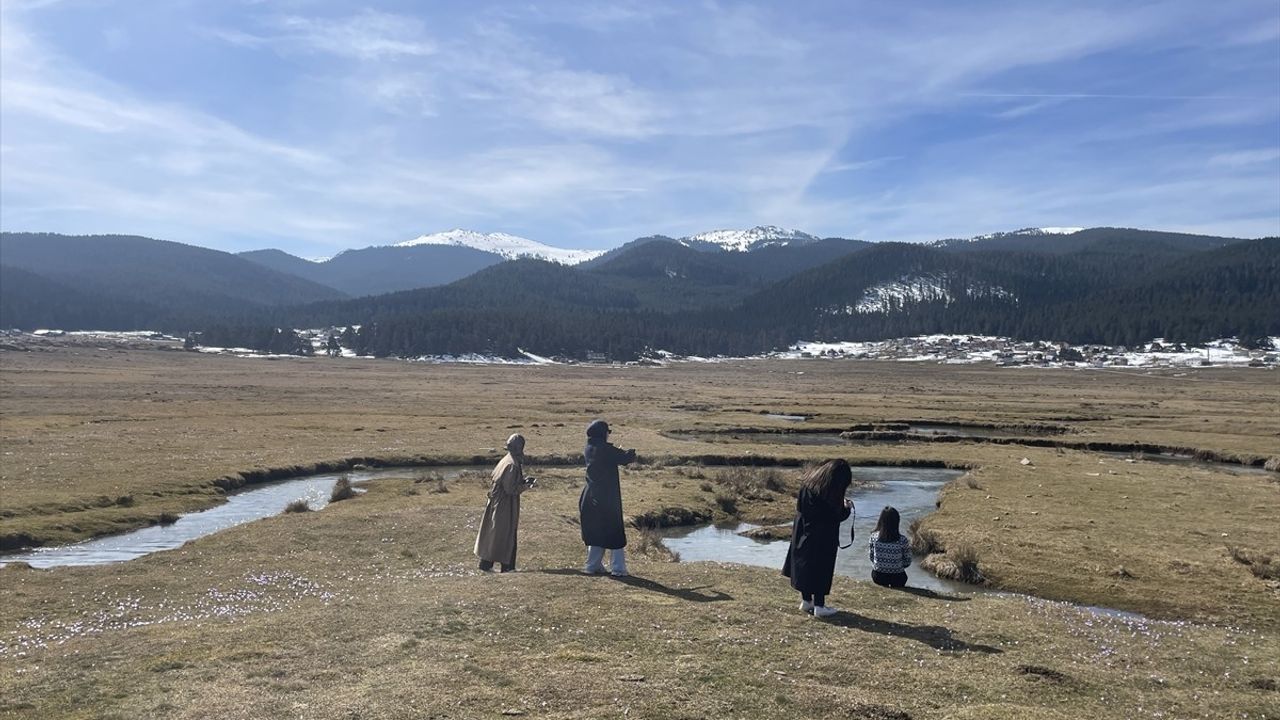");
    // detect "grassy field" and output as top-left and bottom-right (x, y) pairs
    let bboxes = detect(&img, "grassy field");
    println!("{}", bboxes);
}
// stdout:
(1, 338), (1278, 718)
